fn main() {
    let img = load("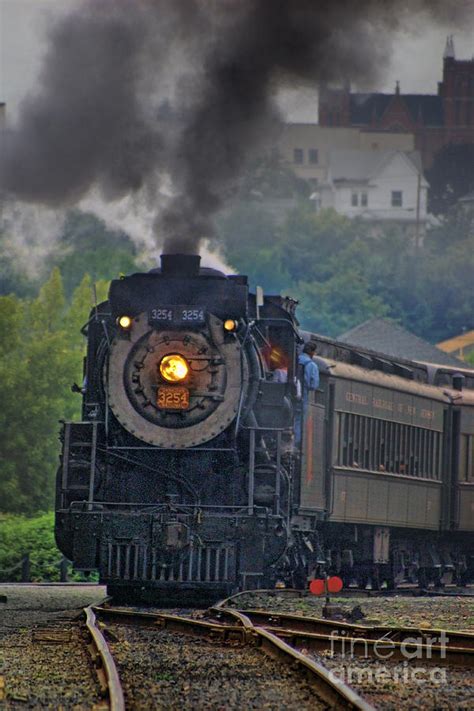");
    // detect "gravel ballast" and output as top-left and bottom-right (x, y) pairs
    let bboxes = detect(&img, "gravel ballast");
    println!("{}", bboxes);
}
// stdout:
(107, 624), (325, 710)
(222, 591), (474, 711)
(225, 591), (474, 631)
(0, 584), (106, 709)
(0, 585), (473, 709)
